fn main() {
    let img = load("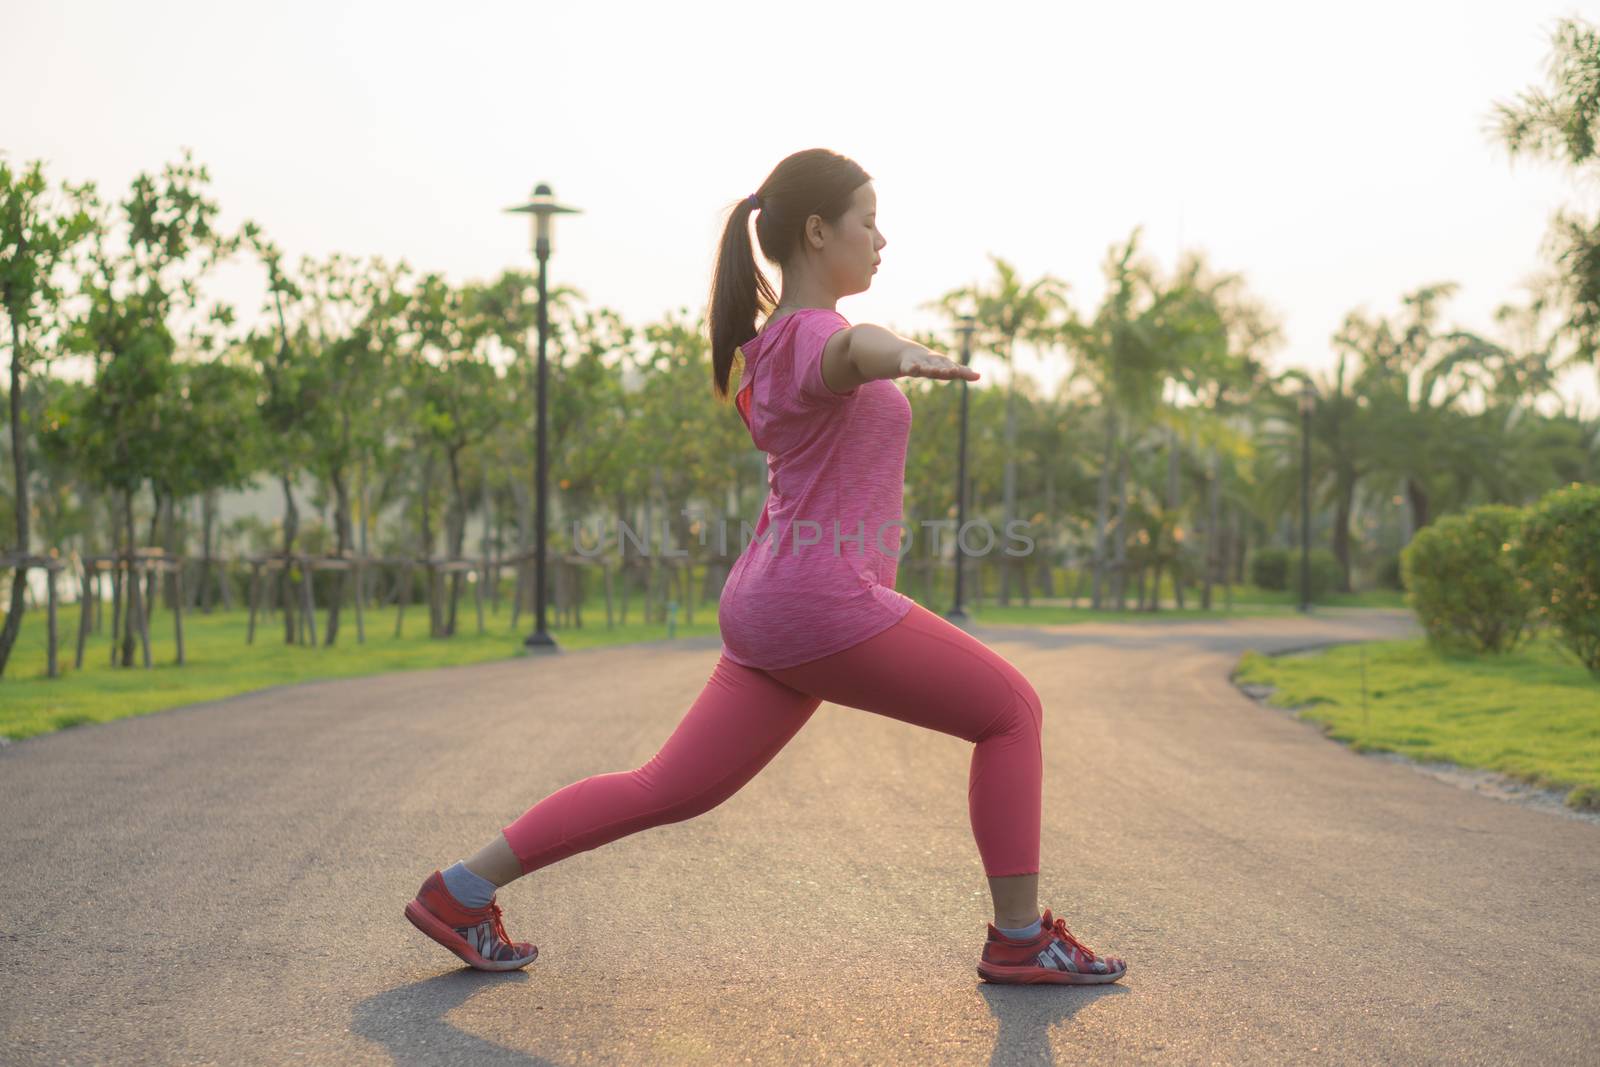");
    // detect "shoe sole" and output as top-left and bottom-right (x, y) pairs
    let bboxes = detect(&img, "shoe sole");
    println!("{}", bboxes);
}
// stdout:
(977, 960), (1127, 985)
(404, 900), (538, 972)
